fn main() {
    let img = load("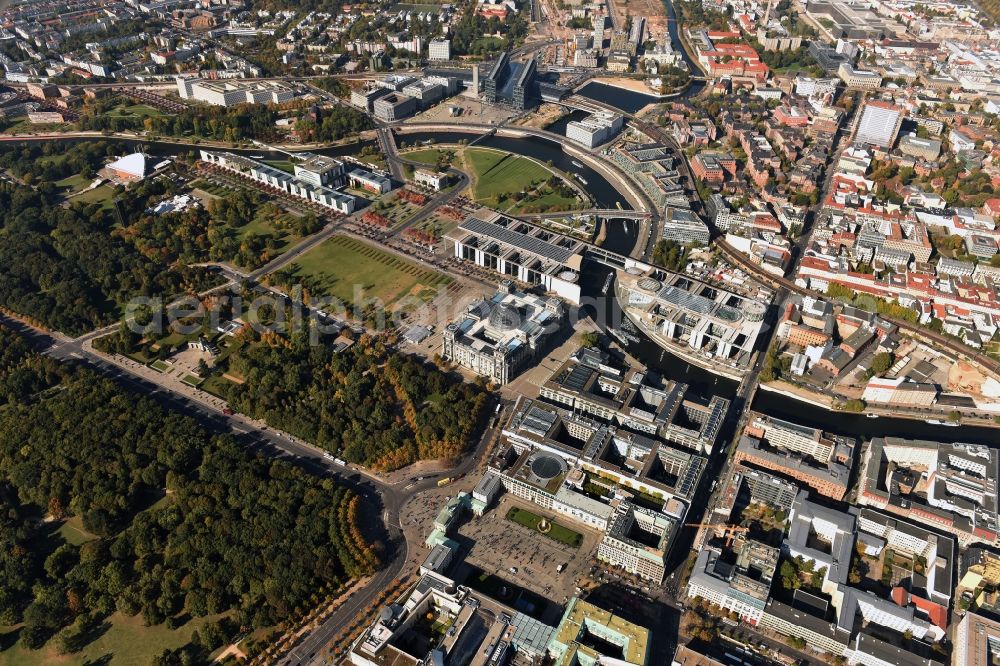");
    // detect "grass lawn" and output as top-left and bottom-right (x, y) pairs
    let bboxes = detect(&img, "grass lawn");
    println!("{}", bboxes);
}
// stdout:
(72, 184), (117, 212)
(106, 102), (166, 119)
(53, 517), (99, 546)
(282, 235), (451, 310)
(0, 612), (229, 666)
(55, 173), (93, 195)
(157, 331), (189, 347)
(151, 360), (170, 372)
(182, 375), (202, 387)
(190, 180), (236, 198)
(264, 159), (294, 174)
(466, 148), (553, 205)
(987, 341), (1000, 363)
(507, 189), (582, 214)
(201, 373), (235, 398)
(3, 118), (74, 134)
(506, 506), (583, 548)
(401, 148), (452, 166)
(352, 152), (387, 169)
(227, 211), (304, 263)
(126, 350), (153, 364)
